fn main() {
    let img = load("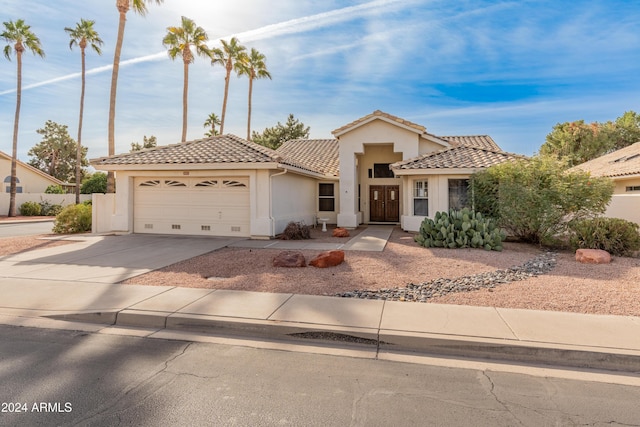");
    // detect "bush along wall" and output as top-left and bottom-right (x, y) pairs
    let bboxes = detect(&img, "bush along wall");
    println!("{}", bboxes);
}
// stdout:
(414, 208), (506, 251)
